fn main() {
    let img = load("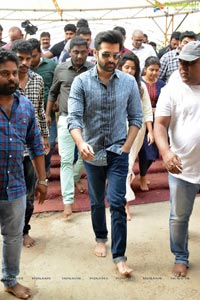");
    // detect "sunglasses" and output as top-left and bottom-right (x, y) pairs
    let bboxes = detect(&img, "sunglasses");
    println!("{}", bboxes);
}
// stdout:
(101, 52), (121, 60)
